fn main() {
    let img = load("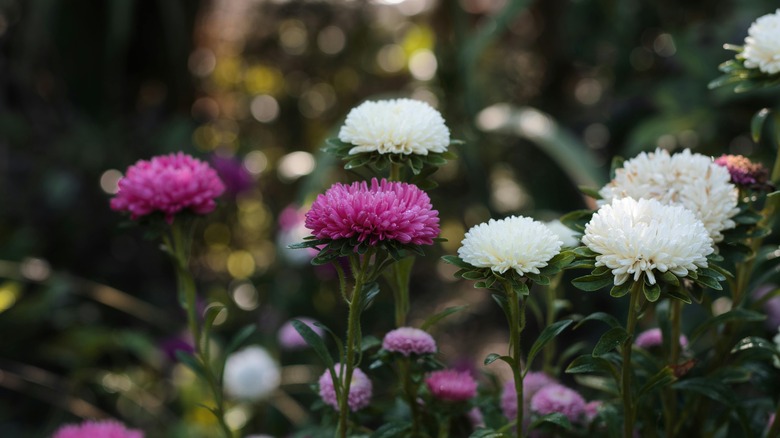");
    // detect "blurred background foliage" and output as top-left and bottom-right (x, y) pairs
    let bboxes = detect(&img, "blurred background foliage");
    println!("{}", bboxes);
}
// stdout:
(0, 0), (779, 436)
